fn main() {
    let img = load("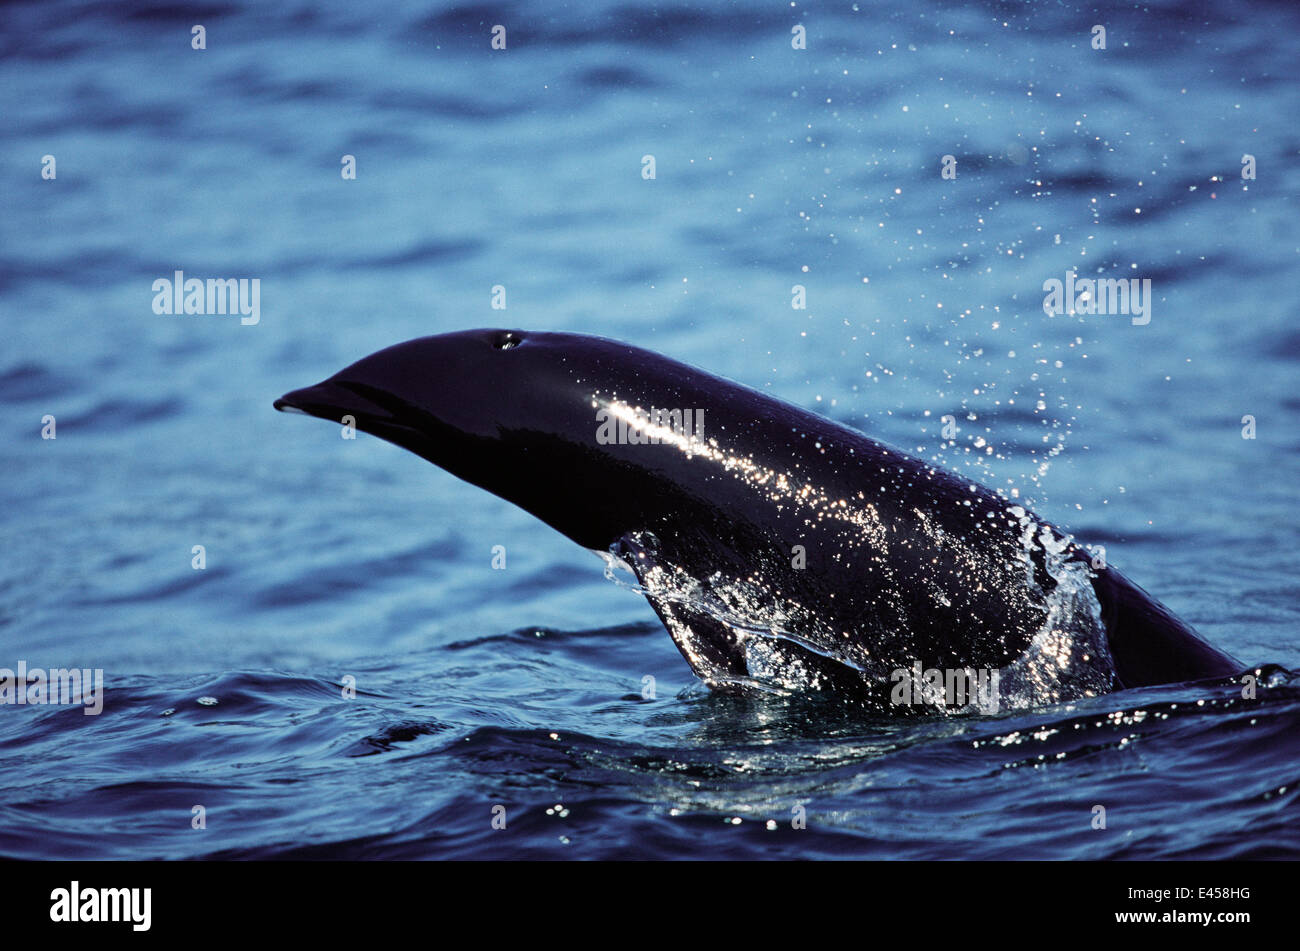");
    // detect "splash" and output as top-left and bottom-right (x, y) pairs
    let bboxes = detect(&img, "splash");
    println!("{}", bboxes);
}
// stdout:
(1000, 509), (1118, 707)
(599, 538), (854, 694)
(598, 513), (1118, 712)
